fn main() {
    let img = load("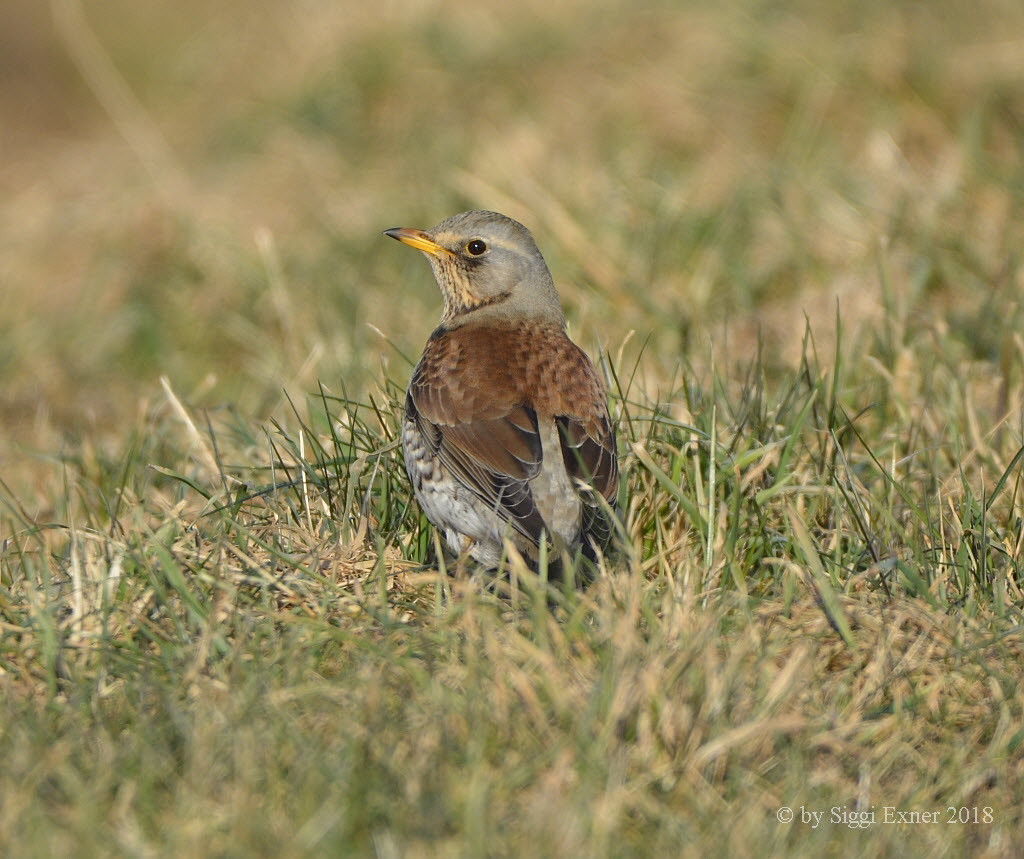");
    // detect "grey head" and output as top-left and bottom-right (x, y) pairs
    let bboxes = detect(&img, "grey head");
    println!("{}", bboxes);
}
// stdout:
(385, 210), (565, 327)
